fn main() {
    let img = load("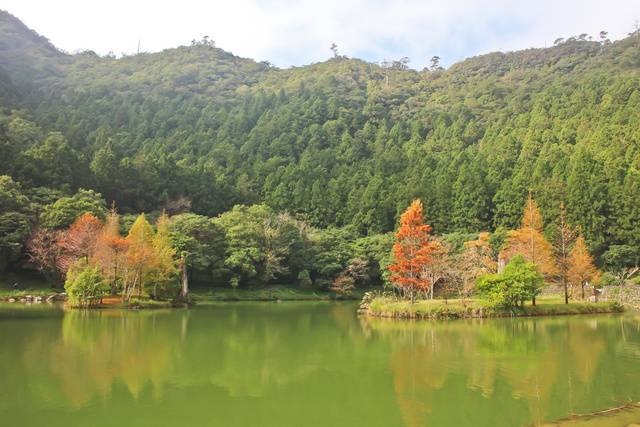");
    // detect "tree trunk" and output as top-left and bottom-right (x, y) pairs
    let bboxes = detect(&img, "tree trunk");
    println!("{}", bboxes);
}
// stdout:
(179, 258), (190, 303)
